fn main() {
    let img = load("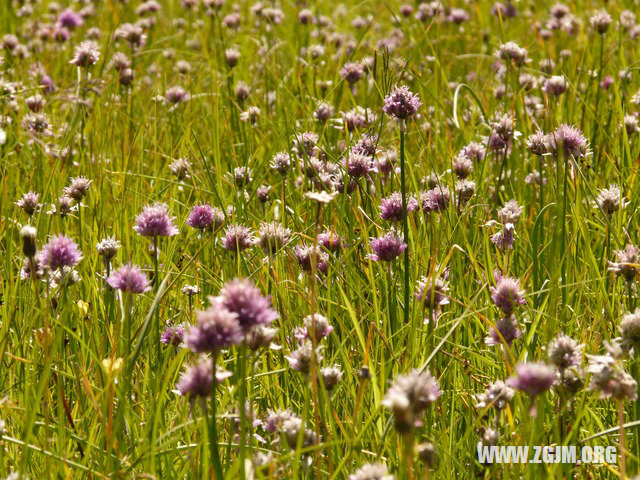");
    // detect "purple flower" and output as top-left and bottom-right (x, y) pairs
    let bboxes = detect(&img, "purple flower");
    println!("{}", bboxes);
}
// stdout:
(133, 203), (179, 237)
(491, 223), (516, 250)
(286, 340), (322, 375)
(317, 230), (342, 252)
(161, 324), (186, 346)
(107, 263), (151, 294)
(369, 230), (407, 262)
(221, 224), (255, 252)
(486, 315), (522, 346)
(507, 362), (557, 396)
(340, 61), (365, 84)
(295, 244), (329, 274)
(415, 275), (450, 309)
(345, 151), (374, 178)
(301, 313), (333, 341)
(217, 278), (279, 331)
(383, 85), (422, 120)
(177, 357), (224, 398)
(16, 191), (40, 216)
(419, 188), (450, 213)
(70, 40), (100, 68)
(609, 244), (640, 282)
(550, 124), (589, 159)
(186, 203), (223, 231)
(186, 302), (243, 353)
(41, 235), (82, 270)
(383, 369), (441, 432)
(380, 192), (418, 221)
(57, 9), (83, 29)
(490, 275), (526, 314)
